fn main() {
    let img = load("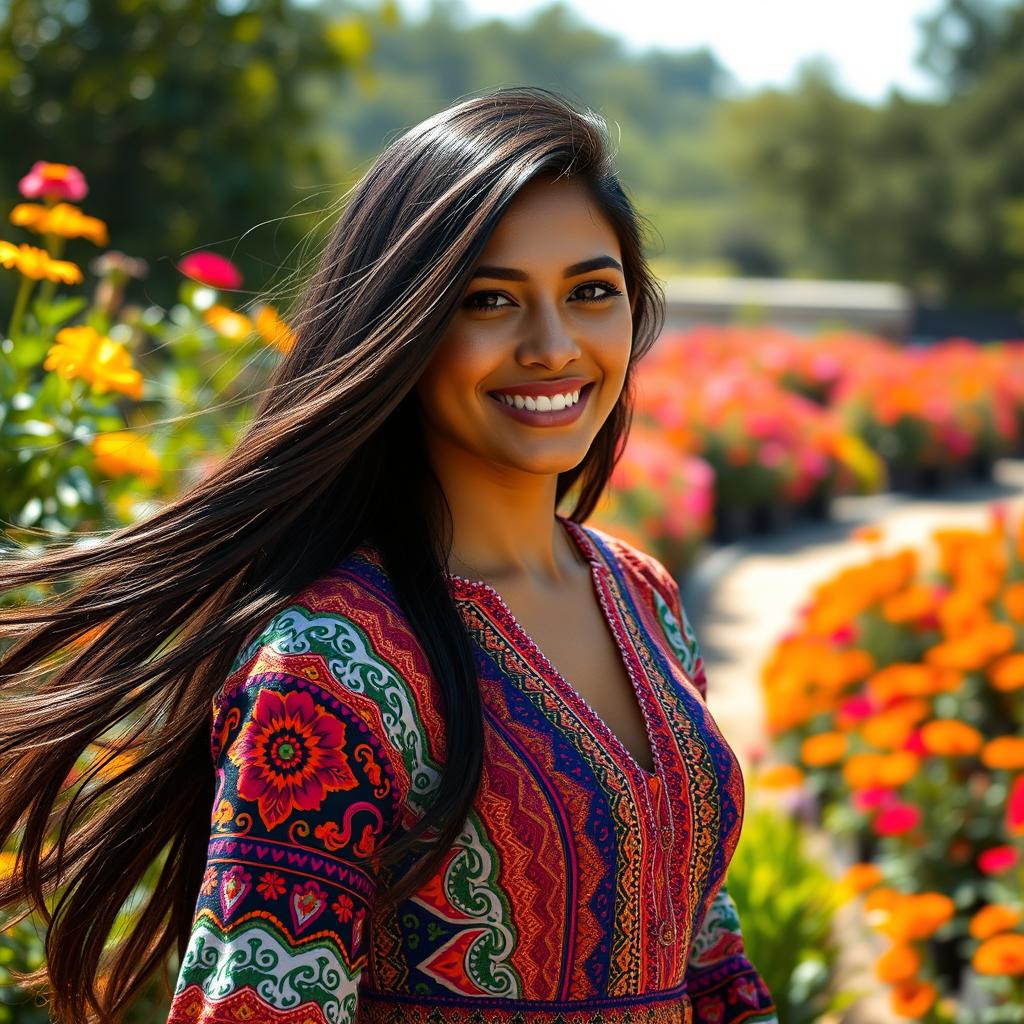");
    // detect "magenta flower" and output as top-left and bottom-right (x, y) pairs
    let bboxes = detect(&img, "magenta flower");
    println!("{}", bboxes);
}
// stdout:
(854, 786), (897, 813)
(177, 251), (243, 290)
(978, 845), (1019, 875)
(873, 802), (921, 836)
(19, 161), (88, 202)
(1008, 775), (1024, 836)
(229, 688), (359, 831)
